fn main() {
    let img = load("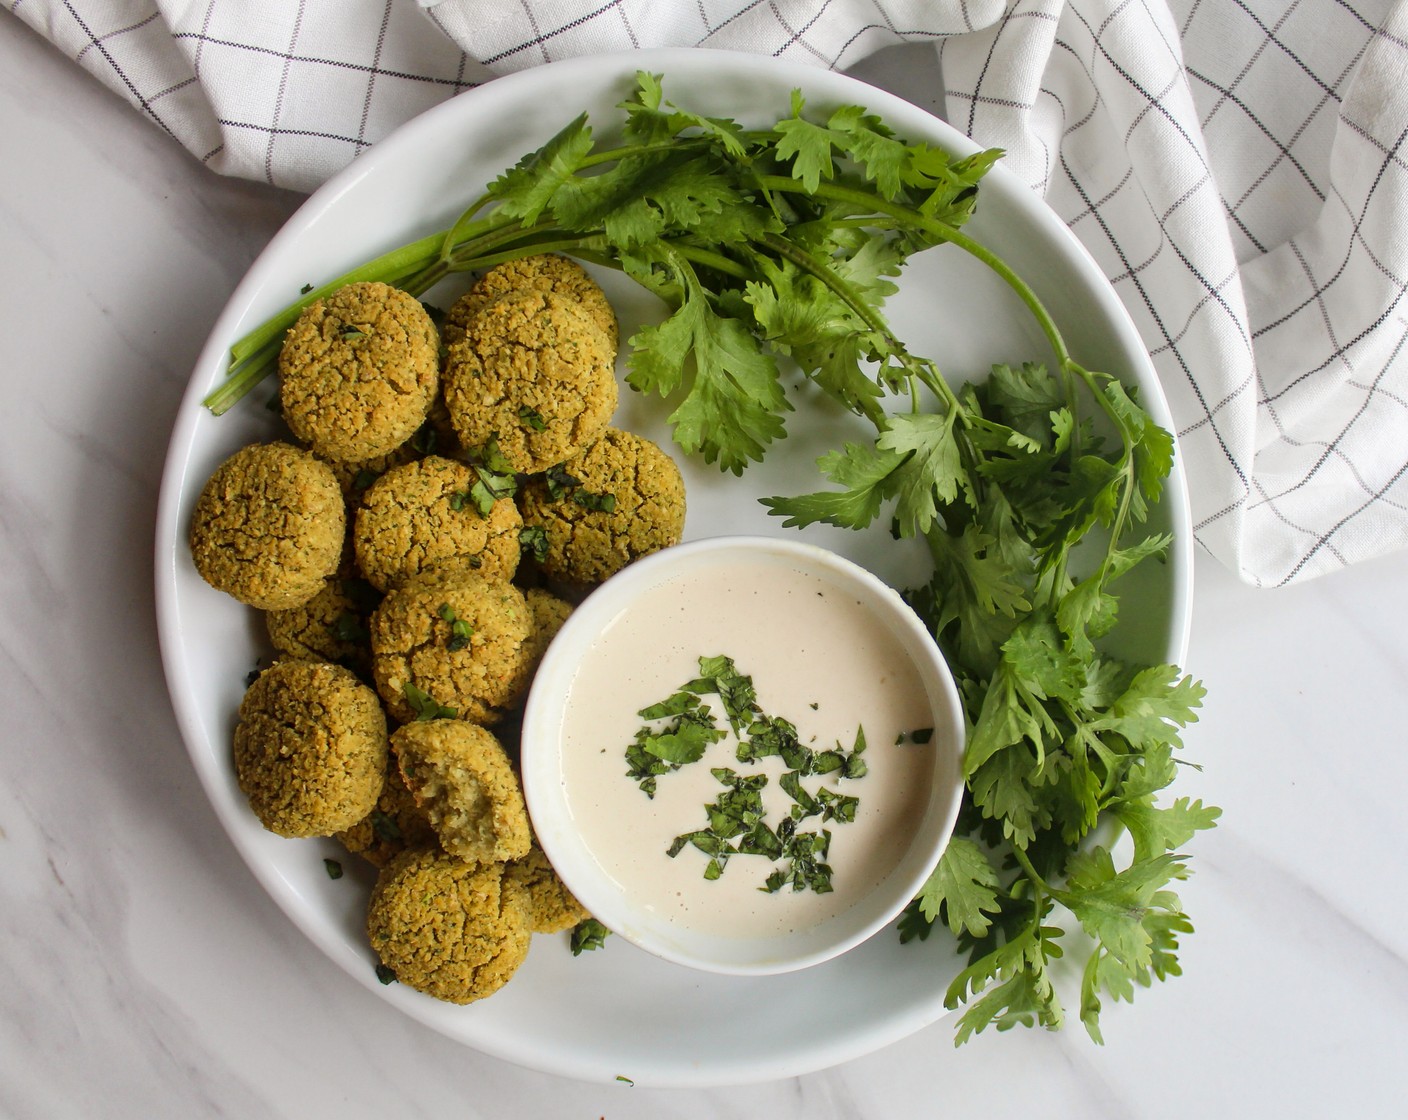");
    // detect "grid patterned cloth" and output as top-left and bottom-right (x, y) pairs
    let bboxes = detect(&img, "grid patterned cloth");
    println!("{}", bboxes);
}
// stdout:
(10, 0), (1407, 586)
